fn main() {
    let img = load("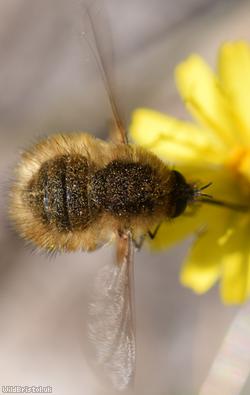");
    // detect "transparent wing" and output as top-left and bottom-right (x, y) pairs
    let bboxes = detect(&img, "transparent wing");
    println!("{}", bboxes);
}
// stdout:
(88, 231), (136, 390)
(78, 1), (127, 144)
